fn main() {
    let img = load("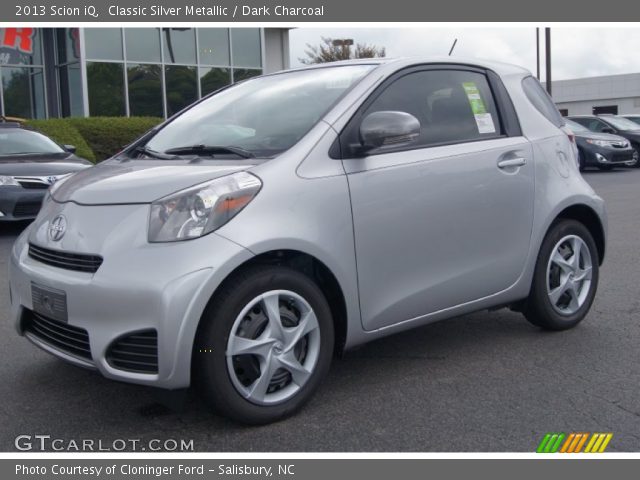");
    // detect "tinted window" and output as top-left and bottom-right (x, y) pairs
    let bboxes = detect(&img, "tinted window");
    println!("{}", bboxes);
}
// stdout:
(162, 28), (196, 65)
(0, 130), (64, 156)
(128, 64), (163, 117)
(1, 66), (46, 119)
(164, 66), (198, 116)
(522, 76), (563, 127)
(571, 117), (611, 133)
(125, 28), (161, 63)
(84, 28), (123, 61)
(360, 69), (501, 149)
(231, 29), (261, 68)
(200, 67), (231, 96)
(198, 29), (230, 66)
(87, 62), (125, 116)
